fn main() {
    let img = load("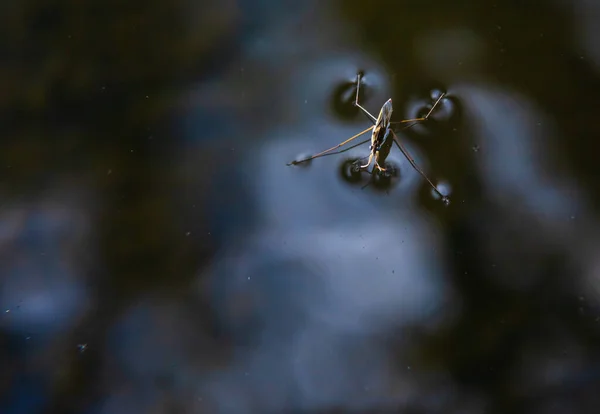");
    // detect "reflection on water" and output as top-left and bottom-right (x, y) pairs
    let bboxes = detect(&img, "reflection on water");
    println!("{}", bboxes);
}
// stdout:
(461, 84), (584, 220)
(201, 220), (454, 412)
(2, 0), (600, 413)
